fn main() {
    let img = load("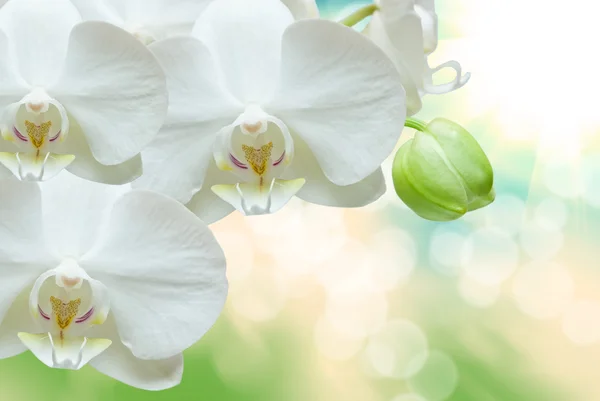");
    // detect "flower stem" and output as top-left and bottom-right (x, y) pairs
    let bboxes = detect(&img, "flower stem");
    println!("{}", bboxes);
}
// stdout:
(405, 118), (429, 132)
(339, 4), (378, 27)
